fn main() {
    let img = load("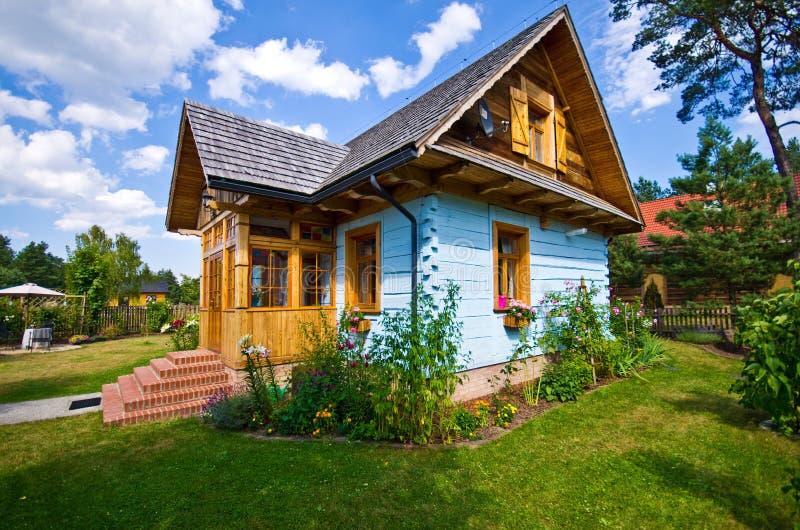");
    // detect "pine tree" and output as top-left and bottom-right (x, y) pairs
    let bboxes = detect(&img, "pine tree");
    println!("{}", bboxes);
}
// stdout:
(653, 117), (800, 305)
